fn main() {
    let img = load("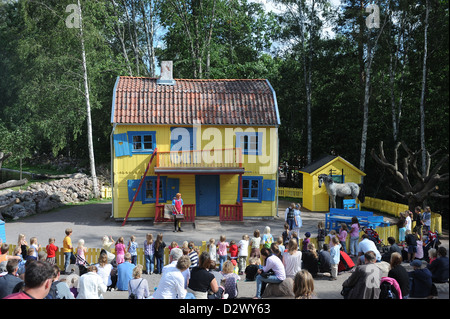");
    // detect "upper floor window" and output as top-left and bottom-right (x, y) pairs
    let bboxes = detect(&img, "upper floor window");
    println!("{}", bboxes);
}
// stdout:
(235, 132), (262, 155)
